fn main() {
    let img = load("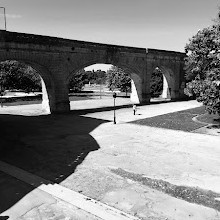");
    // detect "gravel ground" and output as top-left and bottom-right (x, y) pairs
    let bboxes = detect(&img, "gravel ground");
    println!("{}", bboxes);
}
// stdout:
(1, 99), (220, 220)
(111, 168), (220, 212)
